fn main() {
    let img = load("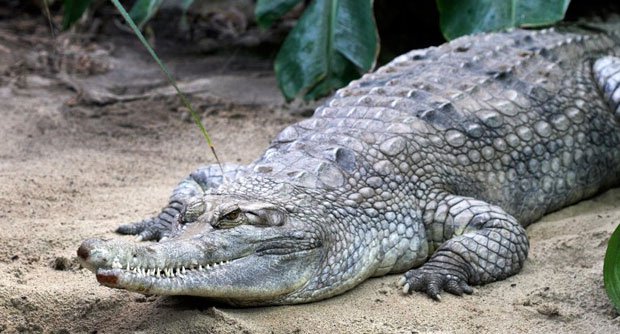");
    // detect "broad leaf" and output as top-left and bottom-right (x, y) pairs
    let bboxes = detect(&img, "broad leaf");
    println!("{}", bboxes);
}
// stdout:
(275, 0), (378, 101)
(255, 0), (303, 28)
(304, 51), (359, 100)
(129, 0), (164, 29)
(62, 0), (93, 29)
(437, 0), (571, 40)
(605, 223), (620, 313)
